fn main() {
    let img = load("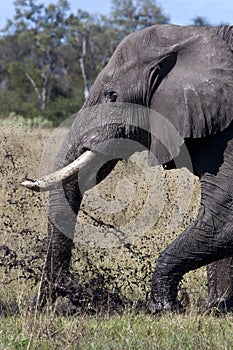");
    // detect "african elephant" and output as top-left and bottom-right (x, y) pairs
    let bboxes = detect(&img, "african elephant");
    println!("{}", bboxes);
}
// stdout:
(22, 24), (233, 312)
